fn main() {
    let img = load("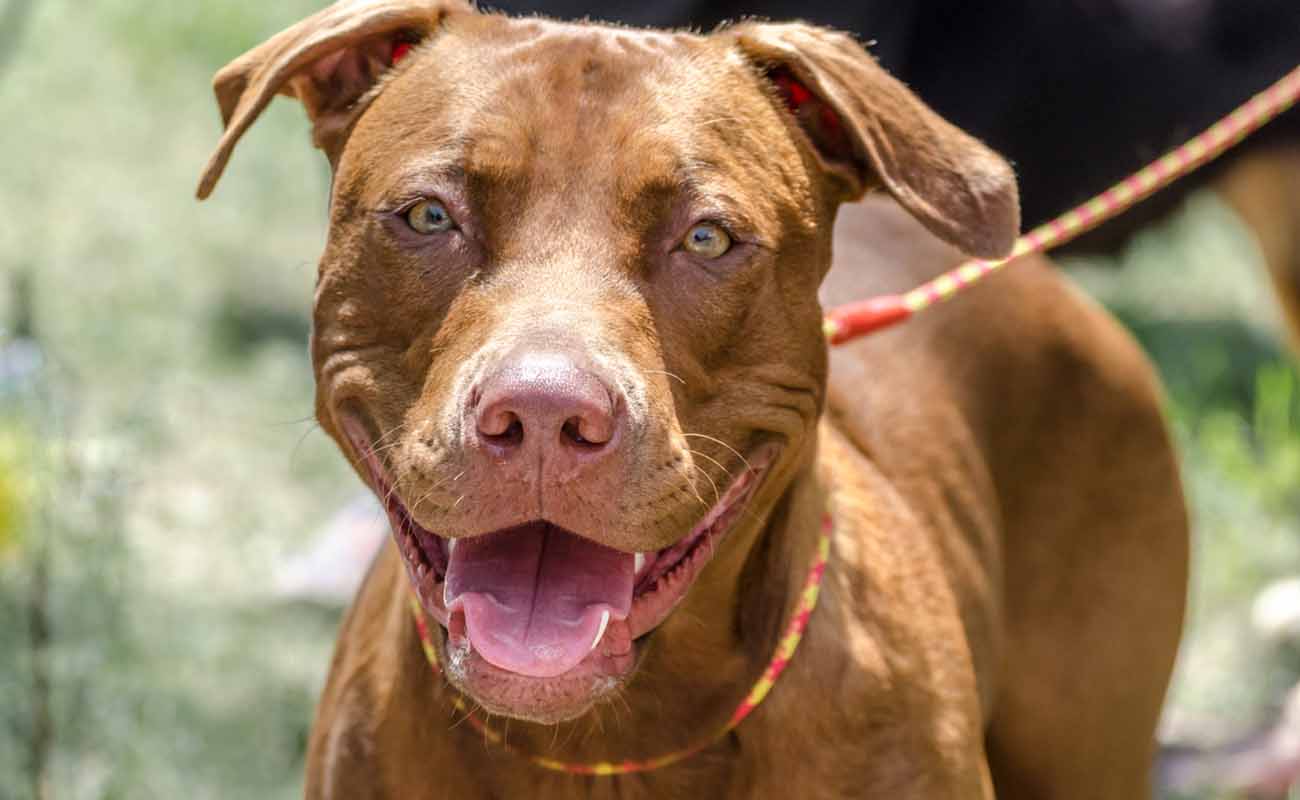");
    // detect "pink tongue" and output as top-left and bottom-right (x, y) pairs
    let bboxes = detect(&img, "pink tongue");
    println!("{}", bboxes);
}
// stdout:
(444, 522), (634, 678)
